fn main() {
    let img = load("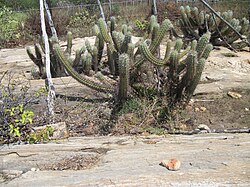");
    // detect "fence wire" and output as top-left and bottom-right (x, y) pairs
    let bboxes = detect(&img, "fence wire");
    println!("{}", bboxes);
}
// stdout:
(0, 0), (249, 47)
